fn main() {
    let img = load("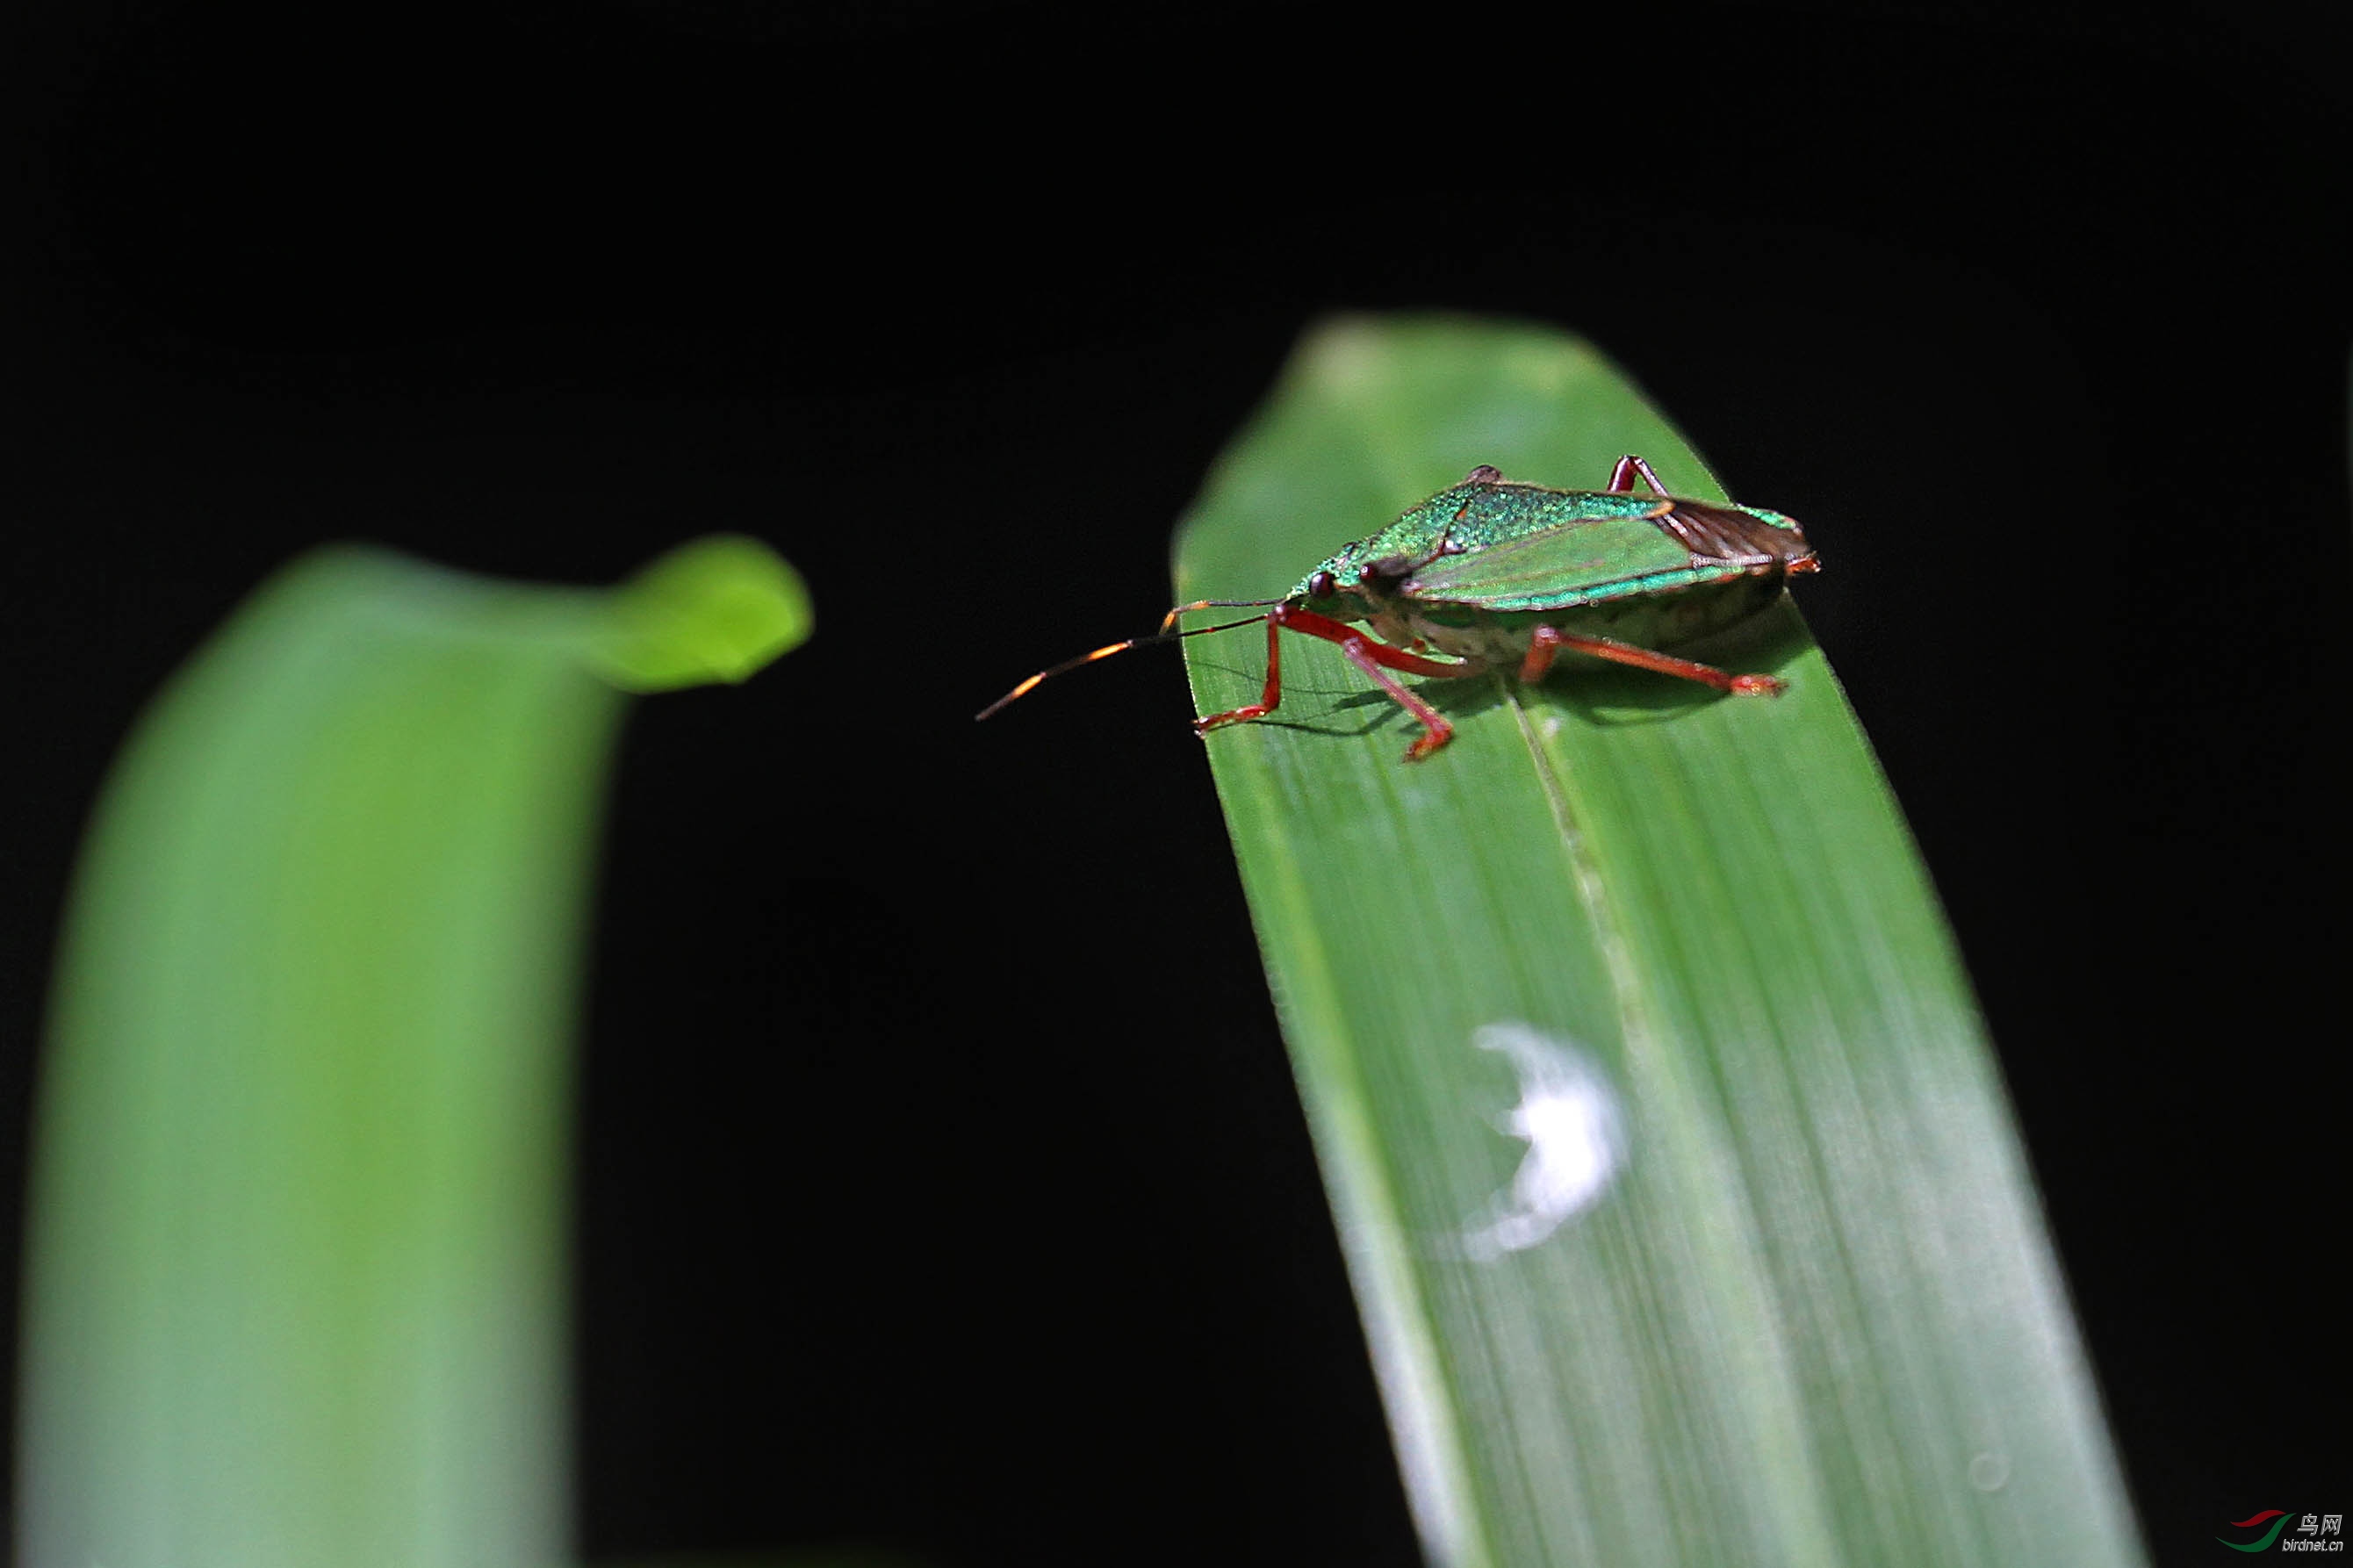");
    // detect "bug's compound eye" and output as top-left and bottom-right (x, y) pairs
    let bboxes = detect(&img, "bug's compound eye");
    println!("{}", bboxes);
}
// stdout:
(1464, 464), (1503, 484)
(1307, 570), (1337, 600)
